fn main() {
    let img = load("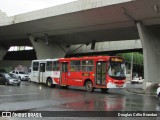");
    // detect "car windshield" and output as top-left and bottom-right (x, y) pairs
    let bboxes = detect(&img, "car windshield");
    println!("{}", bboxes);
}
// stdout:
(108, 61), (126, 77)
(9, 74), (17, 78)
(4, 74), (12, 79)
